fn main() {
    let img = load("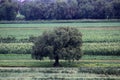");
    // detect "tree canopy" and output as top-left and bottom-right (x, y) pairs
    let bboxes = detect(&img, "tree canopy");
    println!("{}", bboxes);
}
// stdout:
(32, 27), (82, 67)
(0, 0), (120, 20)
(0, 0), (18, 20)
